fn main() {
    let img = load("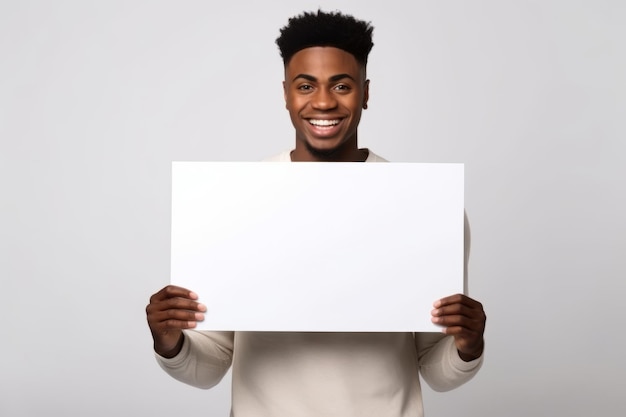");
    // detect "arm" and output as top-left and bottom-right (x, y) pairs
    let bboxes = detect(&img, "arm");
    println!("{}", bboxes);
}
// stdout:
(429, 213), (486, 361)
(146, 285), (234, 389)
(415, 332), (483, 392)
(415, 211), (486, 391)
(155, 330), (234, 389)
